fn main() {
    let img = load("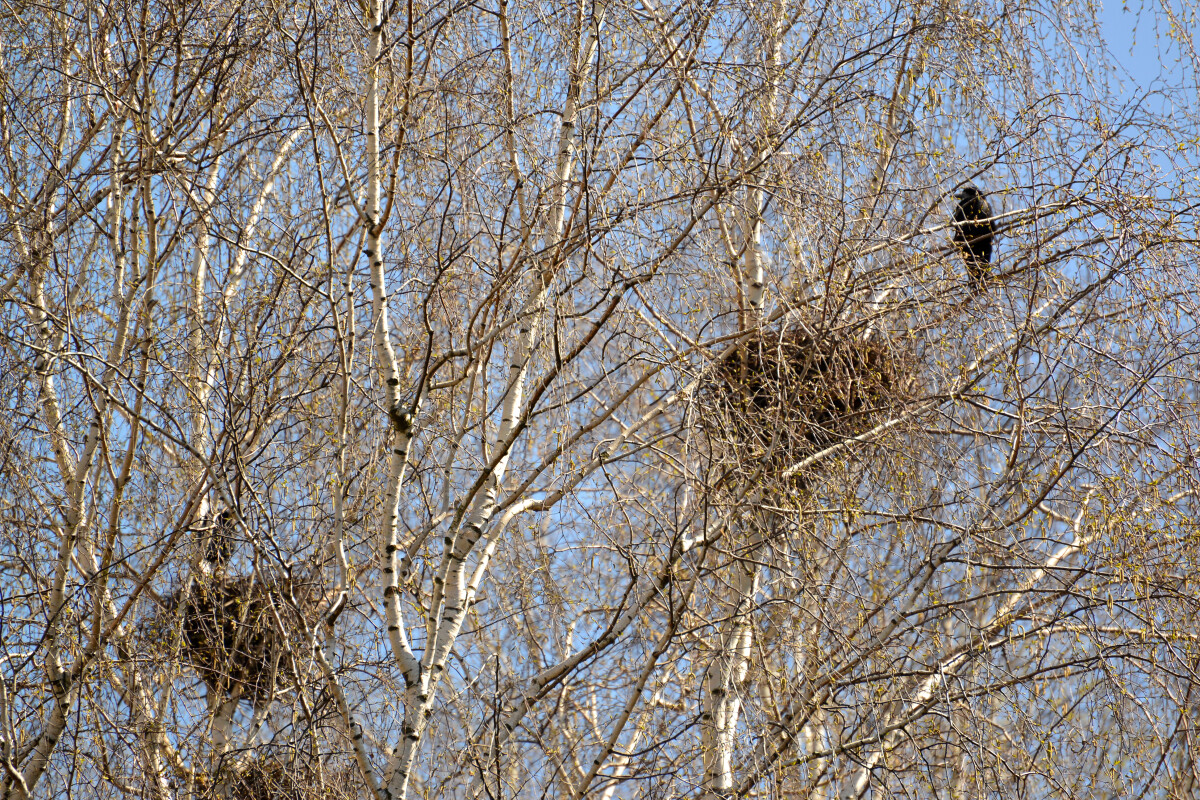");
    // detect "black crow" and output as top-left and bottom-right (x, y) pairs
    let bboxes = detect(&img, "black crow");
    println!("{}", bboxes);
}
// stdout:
(952, 186), (995, 292)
